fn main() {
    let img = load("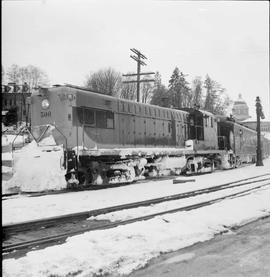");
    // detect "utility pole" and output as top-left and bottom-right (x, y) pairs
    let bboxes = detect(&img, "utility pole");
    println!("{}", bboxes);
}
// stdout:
(256, 96), (265, 166)
(123, 48), (155, 102)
